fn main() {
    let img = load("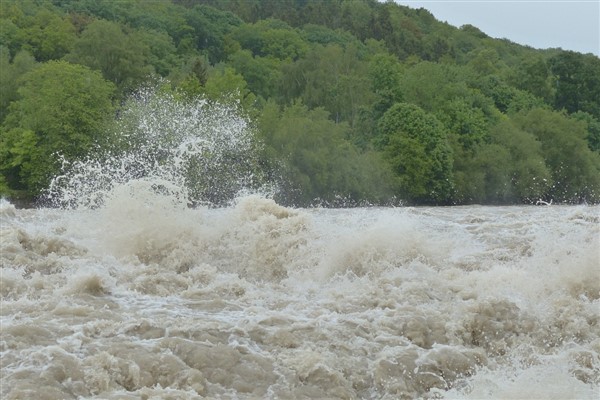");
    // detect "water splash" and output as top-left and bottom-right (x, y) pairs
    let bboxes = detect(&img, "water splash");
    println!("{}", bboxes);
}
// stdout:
(45, 86), (266, 209)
